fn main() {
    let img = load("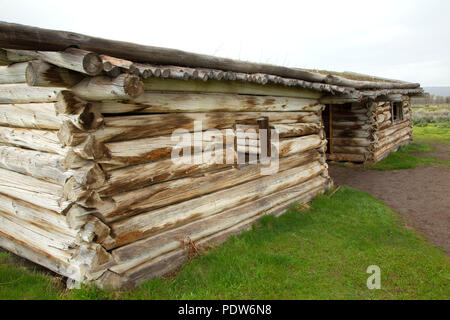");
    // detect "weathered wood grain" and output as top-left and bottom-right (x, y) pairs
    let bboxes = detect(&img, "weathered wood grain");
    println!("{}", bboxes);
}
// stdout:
(103, 161), (325, 249)
(109, 176), (327, 274)
(100, 150), (321, 222)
